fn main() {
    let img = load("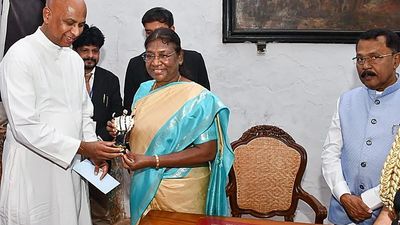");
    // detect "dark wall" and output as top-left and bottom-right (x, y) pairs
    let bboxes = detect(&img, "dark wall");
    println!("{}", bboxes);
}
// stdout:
(1, 0), (45, 101)
(4, 0), (45, 54)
